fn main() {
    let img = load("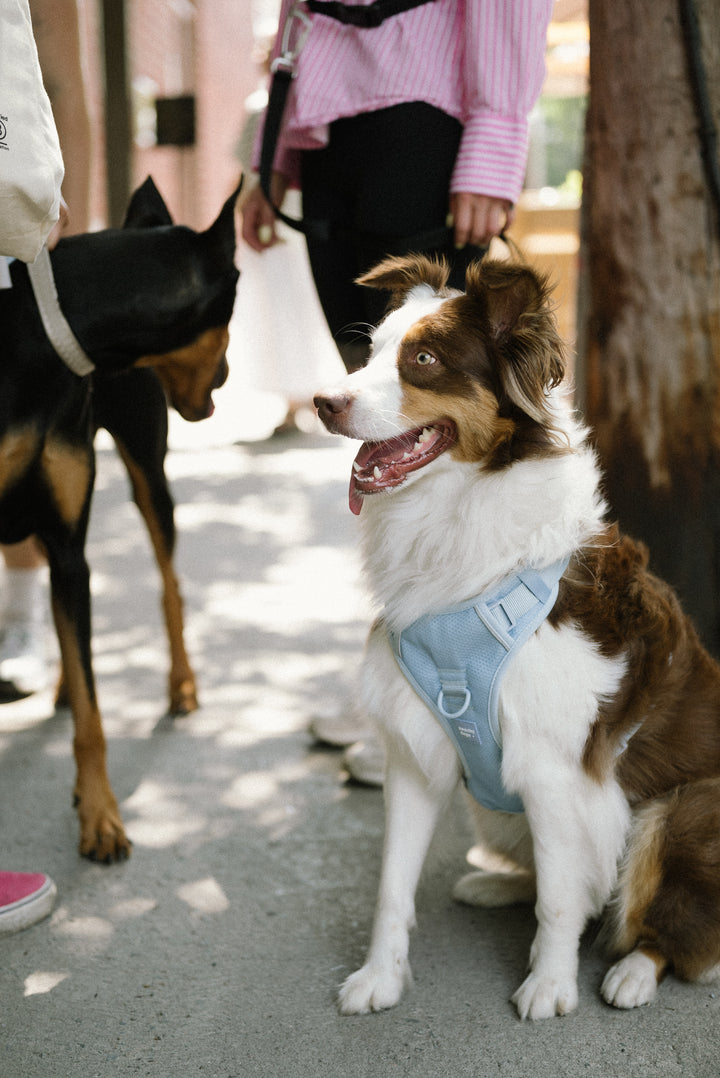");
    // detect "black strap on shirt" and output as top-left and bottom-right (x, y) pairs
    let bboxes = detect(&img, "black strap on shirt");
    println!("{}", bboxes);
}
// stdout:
(305, 0), (435, 28)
